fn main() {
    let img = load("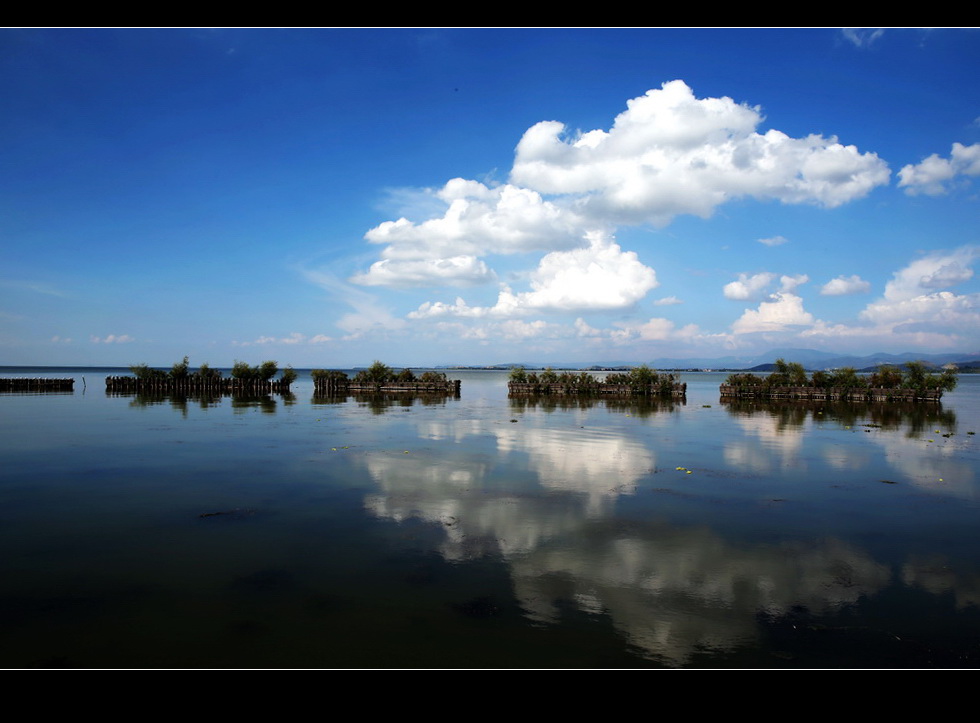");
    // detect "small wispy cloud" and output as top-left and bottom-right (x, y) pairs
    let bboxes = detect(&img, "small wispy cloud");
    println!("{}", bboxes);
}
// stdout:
(233, 332), (334, 346)
(0, 279), (68, 297)
(757, 235), (788, 247)
(90, 334), (134, 344)
(842, 28), (884, 48)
